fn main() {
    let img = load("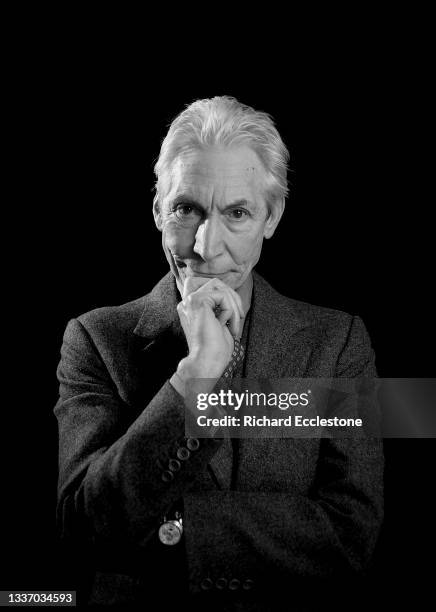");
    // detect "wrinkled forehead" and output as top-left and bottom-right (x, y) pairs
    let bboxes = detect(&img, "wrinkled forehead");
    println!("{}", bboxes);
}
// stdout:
(162, 145), (268, 201)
